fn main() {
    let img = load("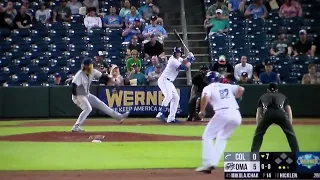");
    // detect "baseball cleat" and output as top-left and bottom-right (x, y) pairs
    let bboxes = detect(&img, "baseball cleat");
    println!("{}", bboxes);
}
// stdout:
(156, 114), (166, 122)
(167, 119), (181, 124)
(186, 115), (193, 121)
(195, 165), (215, 174)
(118, 111), (130, 124)
(71, 125), (85, 132)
